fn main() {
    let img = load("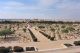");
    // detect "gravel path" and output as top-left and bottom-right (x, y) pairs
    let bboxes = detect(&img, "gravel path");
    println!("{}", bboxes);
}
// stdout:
(29, 28), (51, 42)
